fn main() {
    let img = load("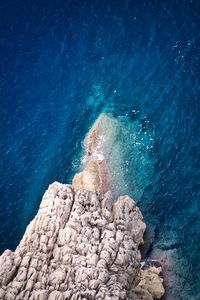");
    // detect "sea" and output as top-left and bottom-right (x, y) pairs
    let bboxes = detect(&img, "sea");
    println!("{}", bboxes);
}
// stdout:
(0, 0), (200, 299)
